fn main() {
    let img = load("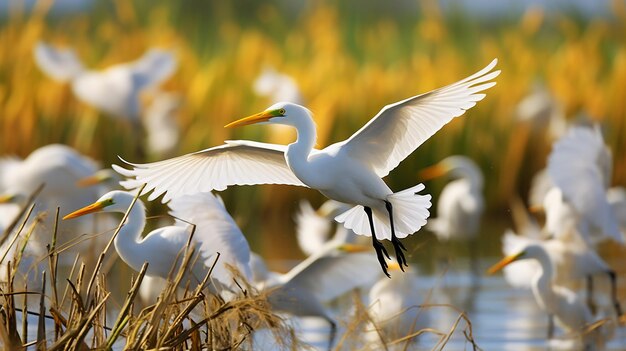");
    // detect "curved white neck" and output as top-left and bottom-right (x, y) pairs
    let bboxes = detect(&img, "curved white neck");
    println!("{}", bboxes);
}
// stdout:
(113, 199), (147, 272)
(285, 114), (317, 181)
(530, 249), (558, 312)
